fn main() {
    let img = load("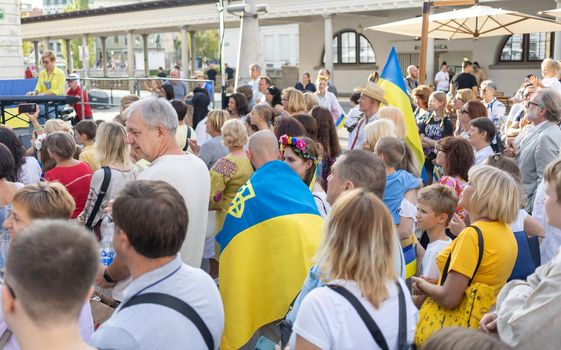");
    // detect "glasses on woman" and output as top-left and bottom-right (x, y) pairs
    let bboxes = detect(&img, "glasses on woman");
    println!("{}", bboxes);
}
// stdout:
(460, 108), (469, 115)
